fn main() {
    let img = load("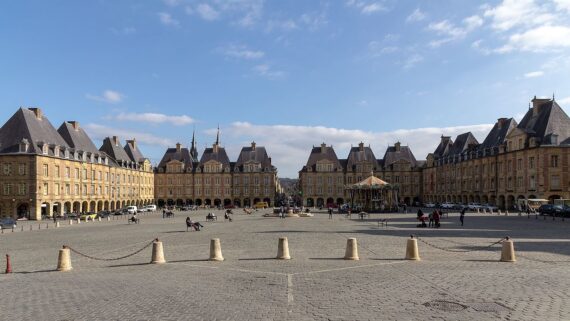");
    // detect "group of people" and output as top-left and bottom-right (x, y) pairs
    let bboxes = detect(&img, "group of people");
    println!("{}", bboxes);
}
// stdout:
(416, 209), (441, 228)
